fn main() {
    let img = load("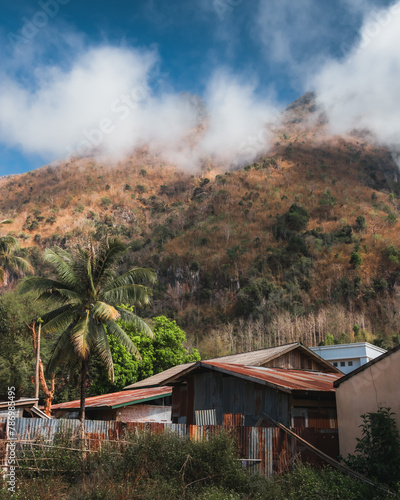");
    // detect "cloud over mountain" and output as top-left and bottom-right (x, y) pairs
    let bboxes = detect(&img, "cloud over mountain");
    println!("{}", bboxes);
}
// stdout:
(0, 40), (279, 170)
